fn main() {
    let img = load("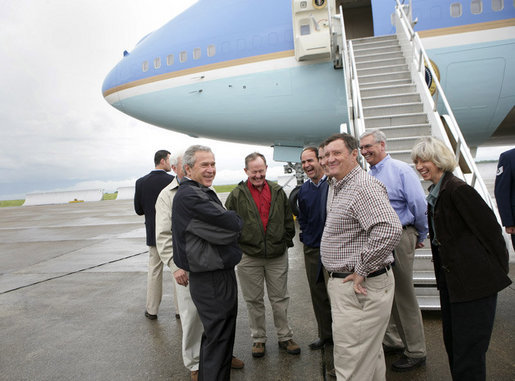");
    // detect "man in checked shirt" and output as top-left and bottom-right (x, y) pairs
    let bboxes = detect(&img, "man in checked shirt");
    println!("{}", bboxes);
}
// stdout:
(320, 133), (402, 381)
